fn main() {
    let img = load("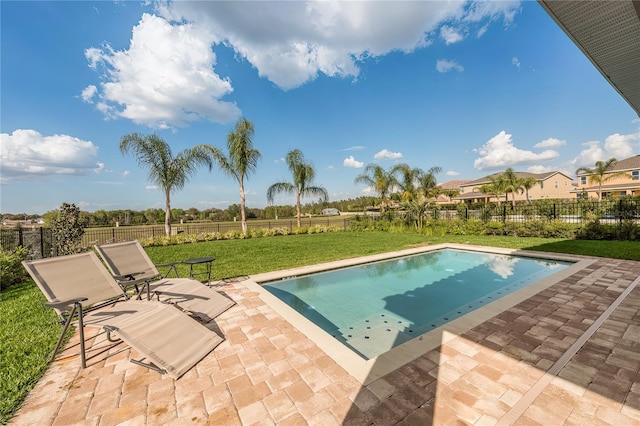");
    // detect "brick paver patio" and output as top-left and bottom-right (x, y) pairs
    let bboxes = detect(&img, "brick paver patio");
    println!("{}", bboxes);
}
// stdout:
(9, 249), (640, 425)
